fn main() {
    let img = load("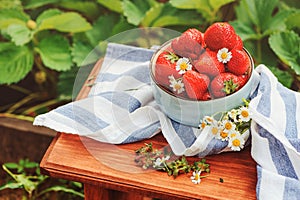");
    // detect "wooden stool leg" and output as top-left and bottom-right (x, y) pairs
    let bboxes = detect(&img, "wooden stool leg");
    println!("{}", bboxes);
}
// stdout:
(84, 184), (109, 200)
